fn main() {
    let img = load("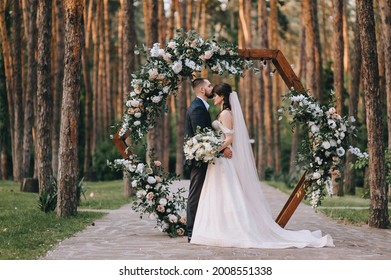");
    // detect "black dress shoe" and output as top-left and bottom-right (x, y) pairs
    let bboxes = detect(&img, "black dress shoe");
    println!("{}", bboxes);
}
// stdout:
(188, 237), (191, 243)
